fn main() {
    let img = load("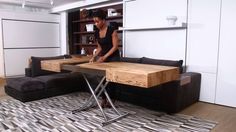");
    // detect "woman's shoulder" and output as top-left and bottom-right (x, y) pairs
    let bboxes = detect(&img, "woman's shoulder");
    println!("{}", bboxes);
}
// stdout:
(108, 26), (116, 34)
